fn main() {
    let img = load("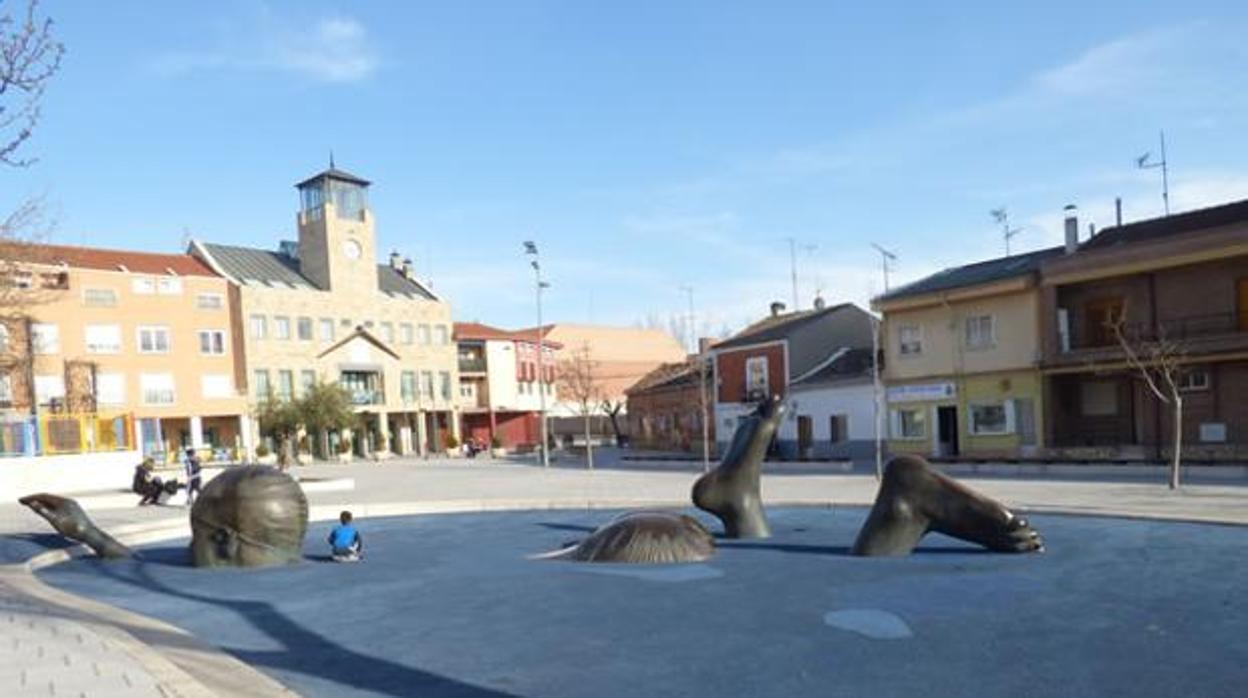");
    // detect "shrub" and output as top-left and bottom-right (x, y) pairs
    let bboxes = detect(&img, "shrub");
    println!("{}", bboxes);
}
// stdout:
(444, 434), (459, 450)
(337, 439), (352, 455)
(490, 435), (503, 449)
(255, 443), (271, 458)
